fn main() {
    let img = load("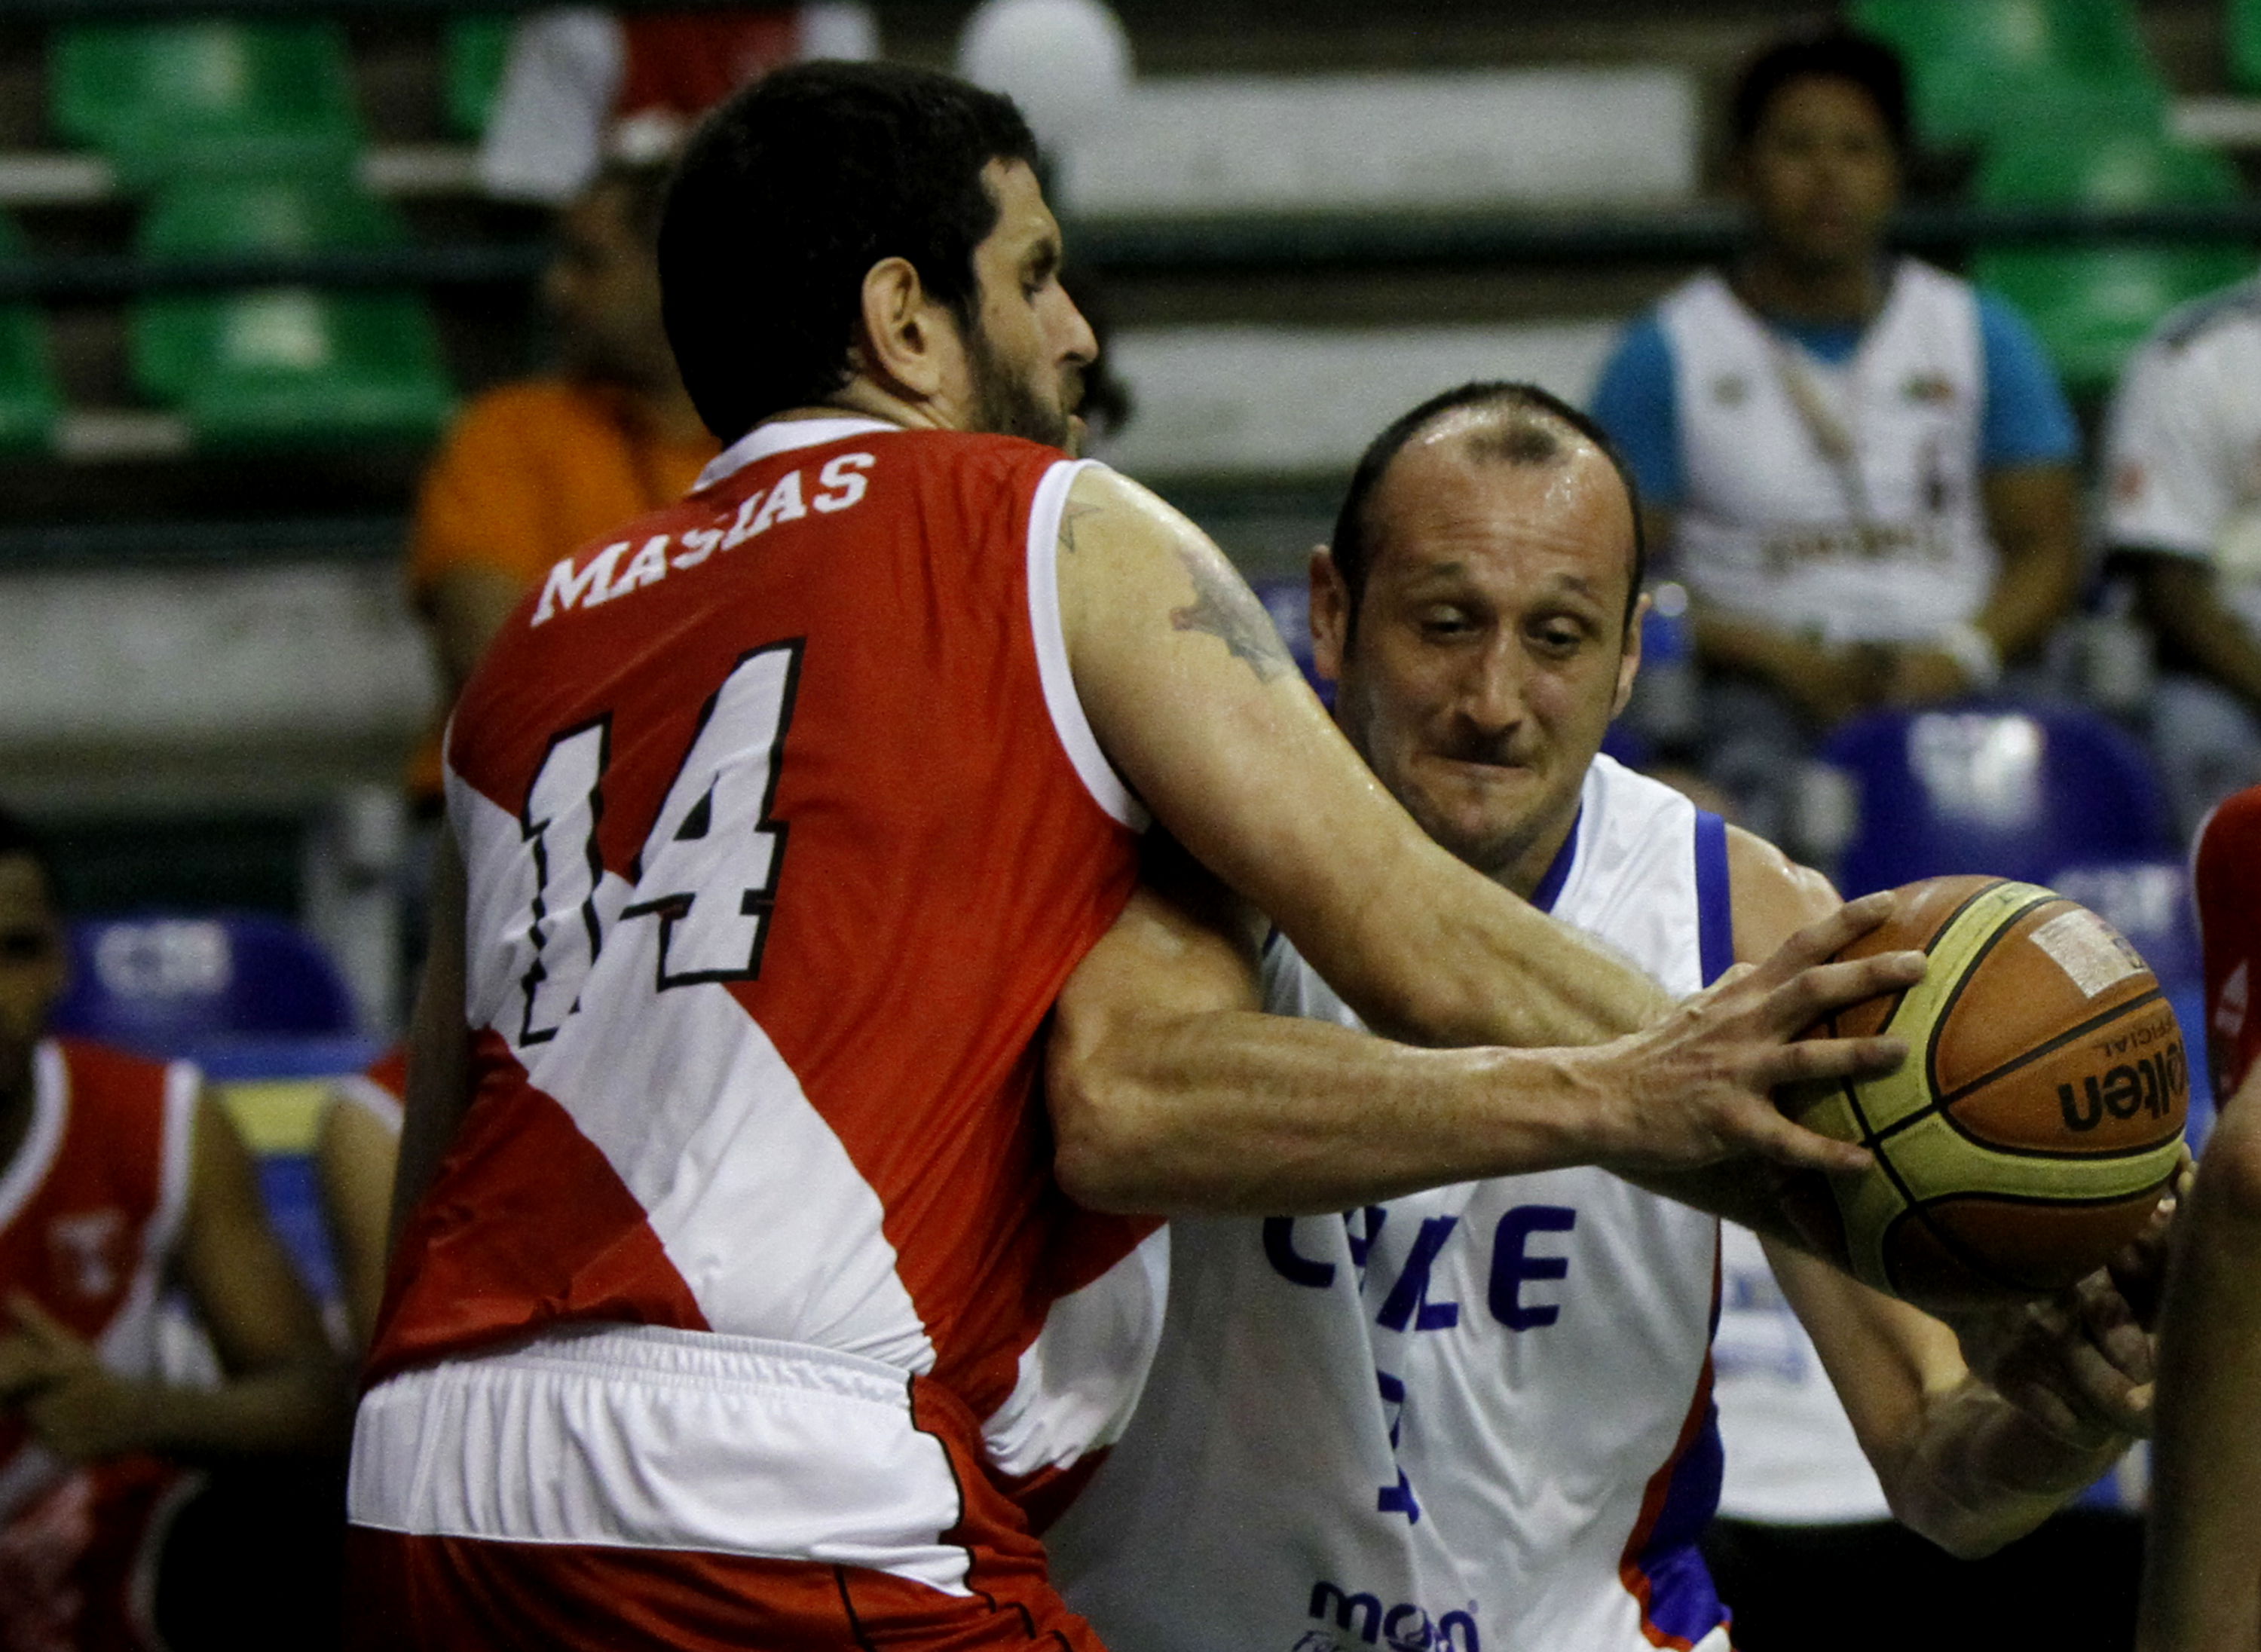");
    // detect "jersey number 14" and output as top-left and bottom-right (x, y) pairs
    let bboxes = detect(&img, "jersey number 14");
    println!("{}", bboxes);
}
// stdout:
(516, 641), (803, 1045)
